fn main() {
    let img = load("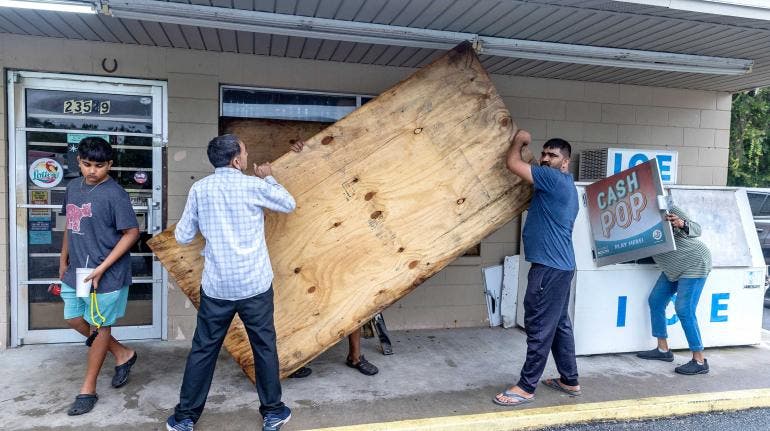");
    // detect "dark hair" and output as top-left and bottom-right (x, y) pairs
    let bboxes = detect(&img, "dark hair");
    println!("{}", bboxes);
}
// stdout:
(77, 137), (113, 162)
(207, 134), (242, 168)
(543, 138), (571, 158)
